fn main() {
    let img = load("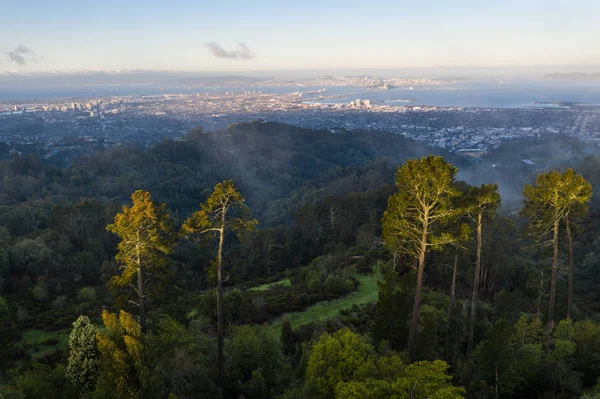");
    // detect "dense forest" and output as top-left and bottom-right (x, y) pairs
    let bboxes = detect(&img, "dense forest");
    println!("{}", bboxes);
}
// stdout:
(3, 121), (600, 398)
